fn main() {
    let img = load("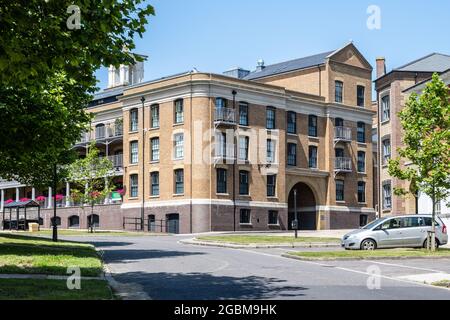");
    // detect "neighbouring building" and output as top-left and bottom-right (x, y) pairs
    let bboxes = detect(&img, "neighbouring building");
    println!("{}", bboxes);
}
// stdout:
(374, 53), (450, 219)
(1, 42), (376, 233)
